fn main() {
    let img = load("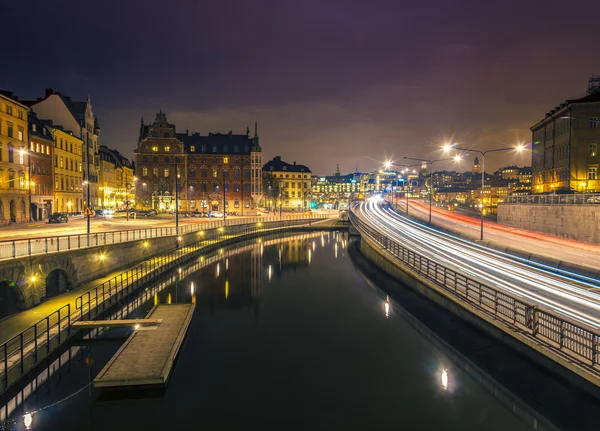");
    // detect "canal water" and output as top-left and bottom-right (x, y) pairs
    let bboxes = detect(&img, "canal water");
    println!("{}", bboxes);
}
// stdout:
(0, 231), (578, 430)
